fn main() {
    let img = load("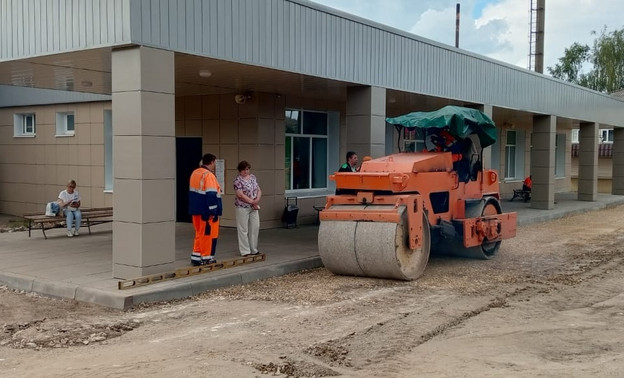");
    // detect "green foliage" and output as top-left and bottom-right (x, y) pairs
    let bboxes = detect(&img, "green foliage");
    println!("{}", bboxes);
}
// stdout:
(547, 43), (590, 84)
(590, 27), (624, 93)
(547, 26), (624, 93)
